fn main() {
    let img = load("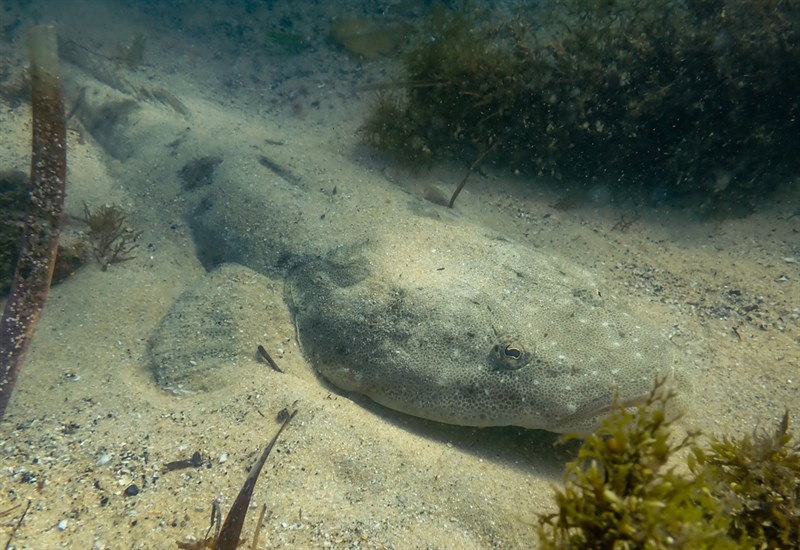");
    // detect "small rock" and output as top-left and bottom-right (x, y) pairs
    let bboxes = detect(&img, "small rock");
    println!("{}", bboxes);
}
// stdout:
(57, 519), (68, 531)
(124, 484), (140, 496)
